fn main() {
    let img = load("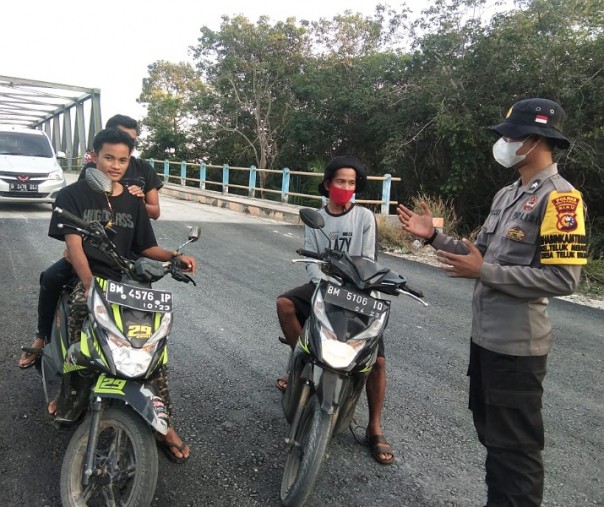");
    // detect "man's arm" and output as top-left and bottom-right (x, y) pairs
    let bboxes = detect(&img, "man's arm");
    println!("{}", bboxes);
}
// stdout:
(143, 188), (160, 220)
(139, 246), (196, 273)
(304, 227), (324, 284)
